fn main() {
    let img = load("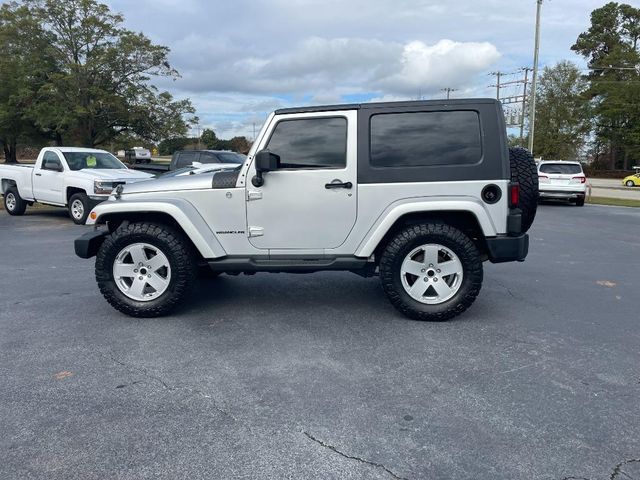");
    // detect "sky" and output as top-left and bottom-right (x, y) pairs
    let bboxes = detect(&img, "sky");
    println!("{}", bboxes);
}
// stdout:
(104, 0), (608, 139)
